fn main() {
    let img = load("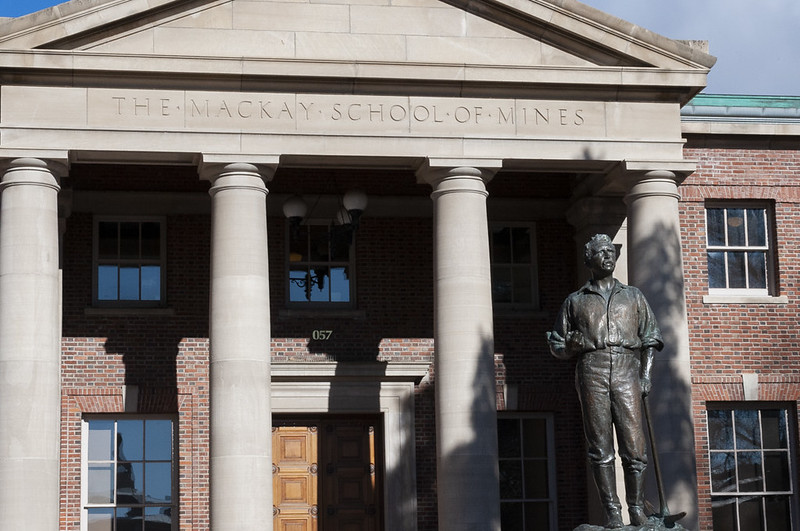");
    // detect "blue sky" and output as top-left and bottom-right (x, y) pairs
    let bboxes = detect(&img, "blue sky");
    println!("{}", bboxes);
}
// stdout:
(1, 0), (798, 96)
